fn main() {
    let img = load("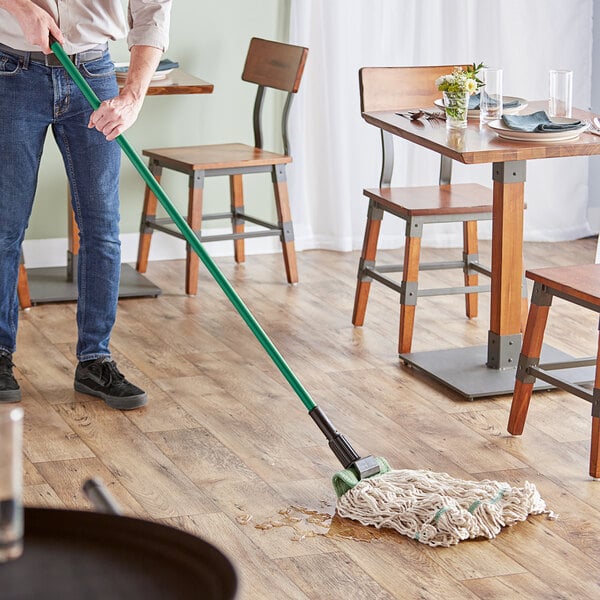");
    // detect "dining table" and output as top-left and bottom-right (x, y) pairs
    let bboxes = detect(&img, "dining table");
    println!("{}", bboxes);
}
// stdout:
(362, 100), (600, 398)
(20, 68), (214, 308)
